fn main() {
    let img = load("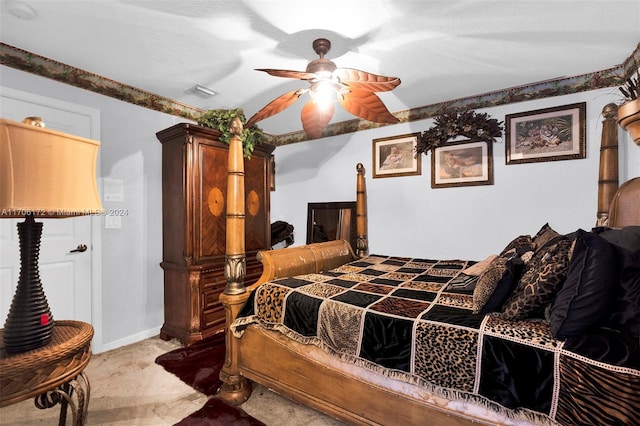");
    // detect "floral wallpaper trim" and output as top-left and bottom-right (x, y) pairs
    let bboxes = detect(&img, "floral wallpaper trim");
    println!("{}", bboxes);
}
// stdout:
(2, 42), (637, 147)
(0, 43), (203, 120)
